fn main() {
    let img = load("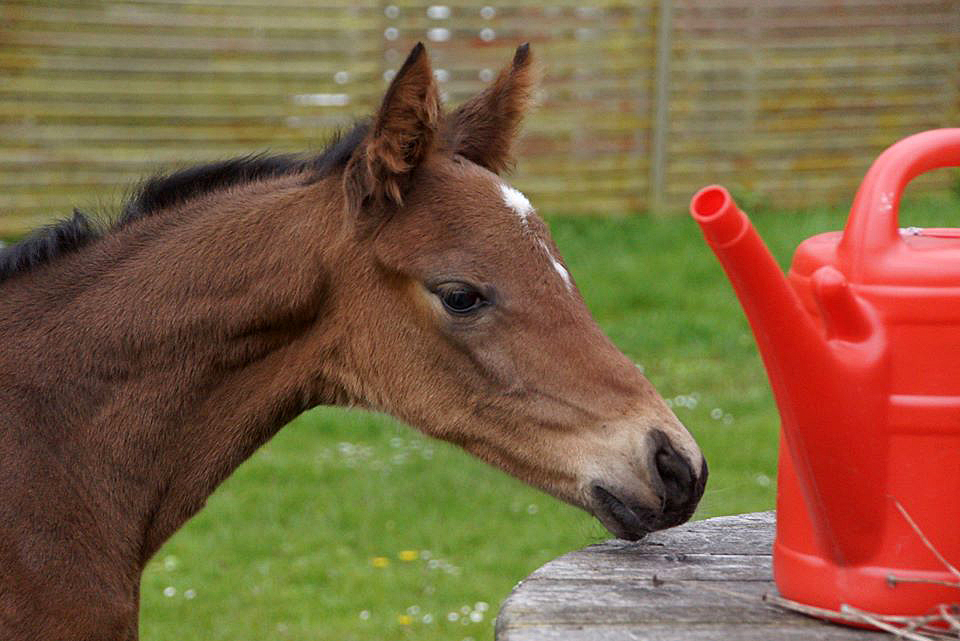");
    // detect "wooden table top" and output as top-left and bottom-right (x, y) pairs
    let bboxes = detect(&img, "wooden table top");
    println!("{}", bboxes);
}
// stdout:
(495, 511), (886, 640)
